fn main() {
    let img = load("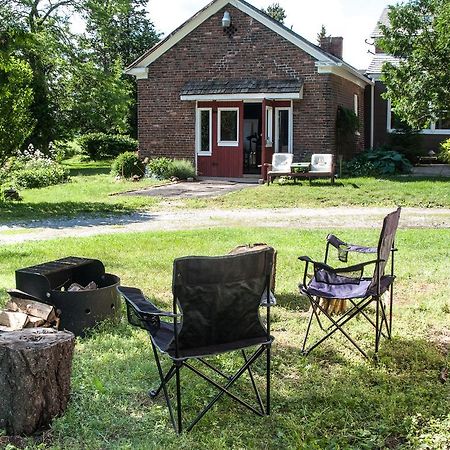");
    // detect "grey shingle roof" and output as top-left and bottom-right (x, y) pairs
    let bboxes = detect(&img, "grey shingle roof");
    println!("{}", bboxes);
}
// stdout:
(367, 53), (400, 74)
(371, 7), (390, 39)
(181, 79), (303, 95)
